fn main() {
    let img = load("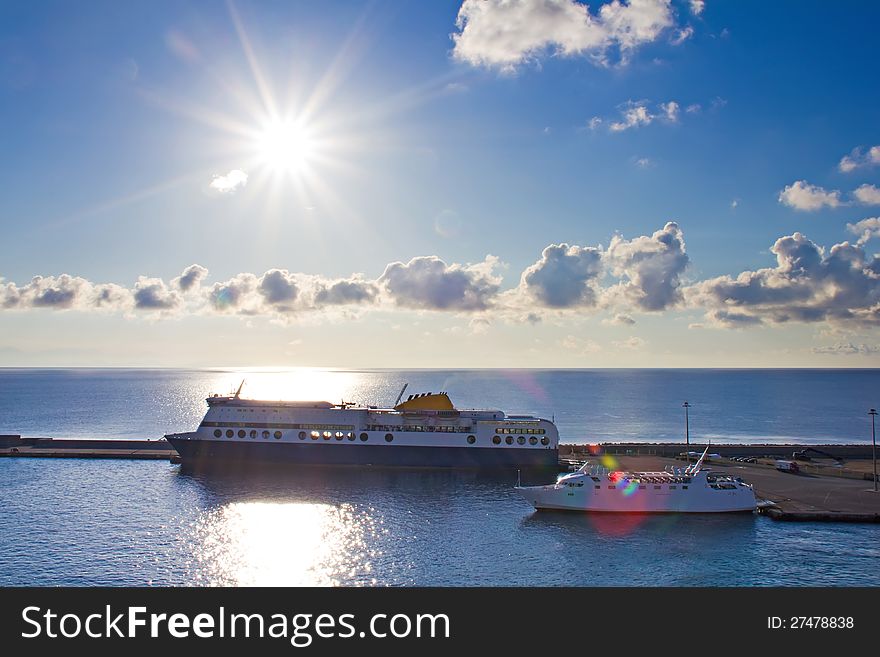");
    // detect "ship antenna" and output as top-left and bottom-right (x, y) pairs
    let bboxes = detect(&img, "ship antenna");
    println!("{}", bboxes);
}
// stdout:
(234, 379), (245, 399)
(394, 383), (409, 406)
(516, 469), (521, 488)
